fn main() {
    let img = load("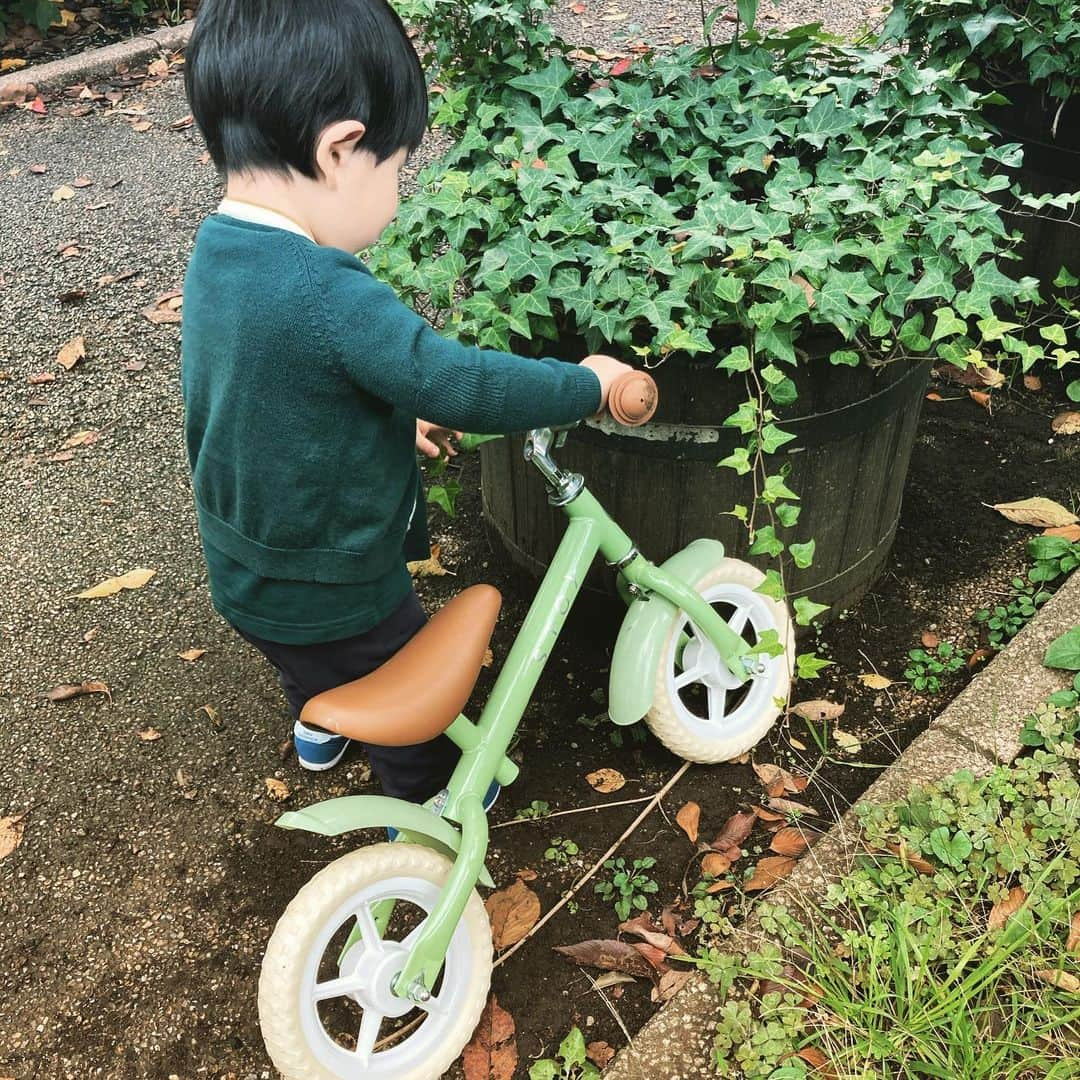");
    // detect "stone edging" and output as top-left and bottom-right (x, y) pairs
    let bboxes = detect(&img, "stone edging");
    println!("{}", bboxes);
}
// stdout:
(607, 569), (1080, 1080)
(0, 19), (193, 99)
